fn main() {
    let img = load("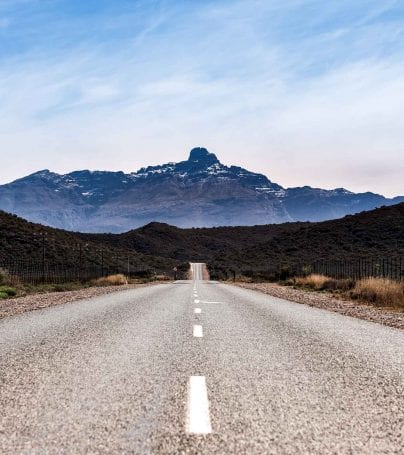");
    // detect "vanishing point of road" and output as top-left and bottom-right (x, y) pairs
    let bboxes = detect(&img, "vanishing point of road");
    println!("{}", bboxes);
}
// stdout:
(0, 263), (403, 454)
